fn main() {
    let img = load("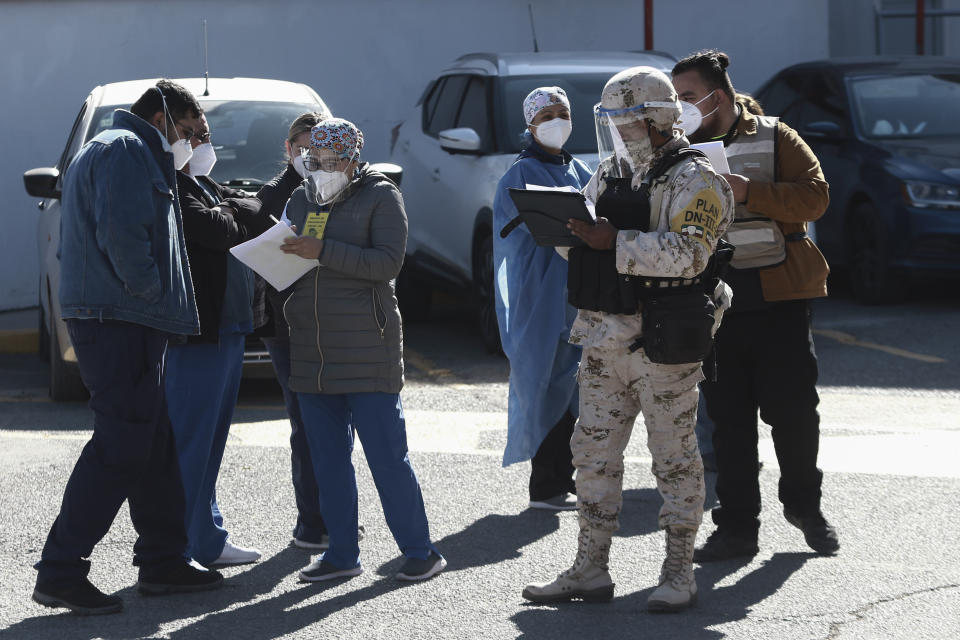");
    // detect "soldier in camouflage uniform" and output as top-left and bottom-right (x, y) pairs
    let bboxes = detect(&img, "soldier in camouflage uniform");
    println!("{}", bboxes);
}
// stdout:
(522, 67), (734, 612)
